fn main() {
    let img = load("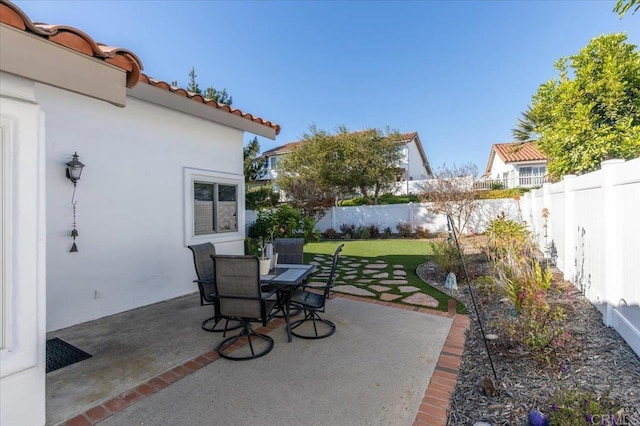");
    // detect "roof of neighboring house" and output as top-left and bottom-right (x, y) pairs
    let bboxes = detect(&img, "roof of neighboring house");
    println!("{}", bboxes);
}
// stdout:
(0, 0), (280, 136)
(483, 141), (547, 176)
